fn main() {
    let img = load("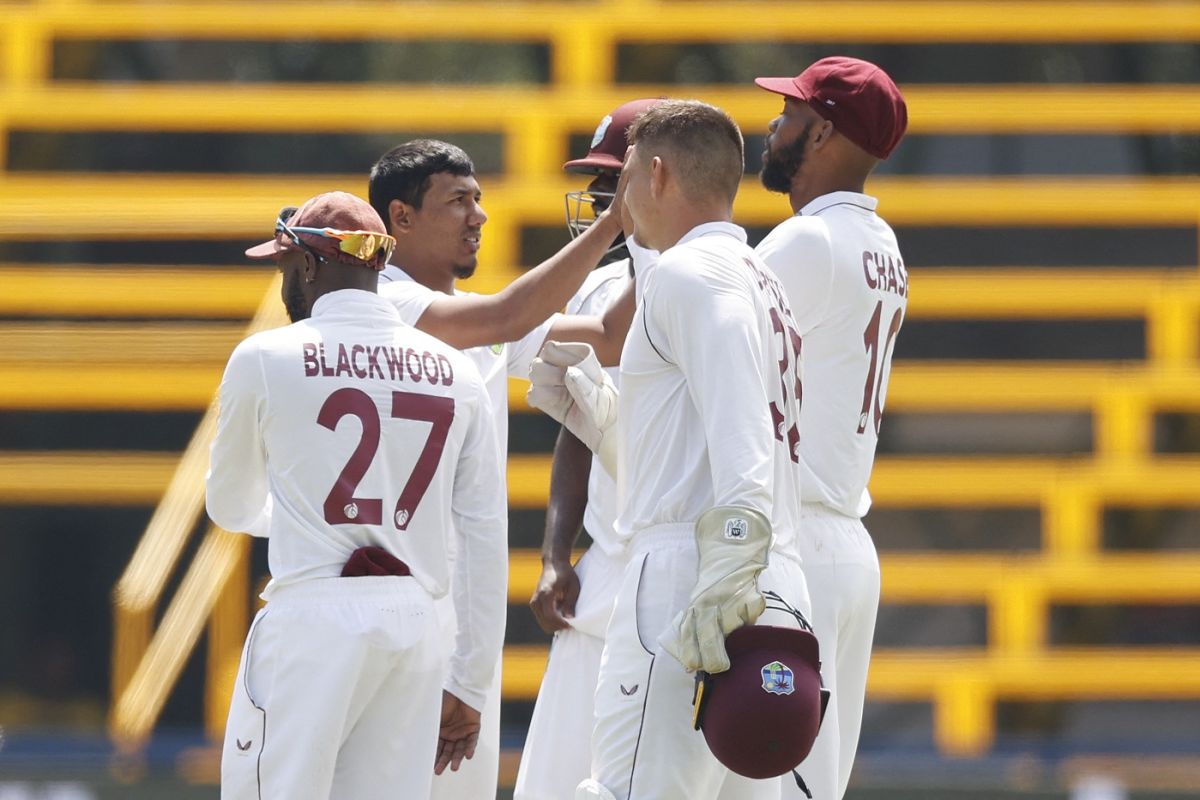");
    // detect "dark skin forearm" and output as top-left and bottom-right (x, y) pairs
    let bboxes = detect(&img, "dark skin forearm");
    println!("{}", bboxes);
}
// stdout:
(545, 279), (635, 367)
(529, 425), (594, 633)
